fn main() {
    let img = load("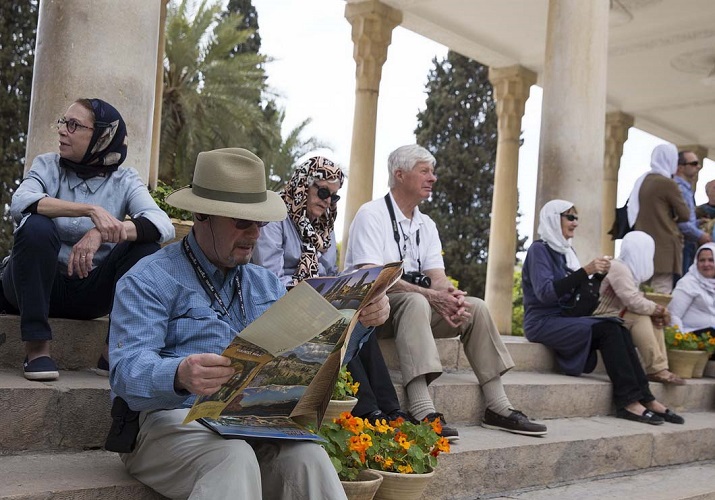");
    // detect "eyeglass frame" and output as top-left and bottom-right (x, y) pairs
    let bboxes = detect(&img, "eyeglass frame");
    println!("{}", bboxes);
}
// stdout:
(314, 185), (340, 203)
(232, 218), (269, 230)
(560, 214), (578, 222)
(56, 117), (94, 134)
(679, 160), (700, 167)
